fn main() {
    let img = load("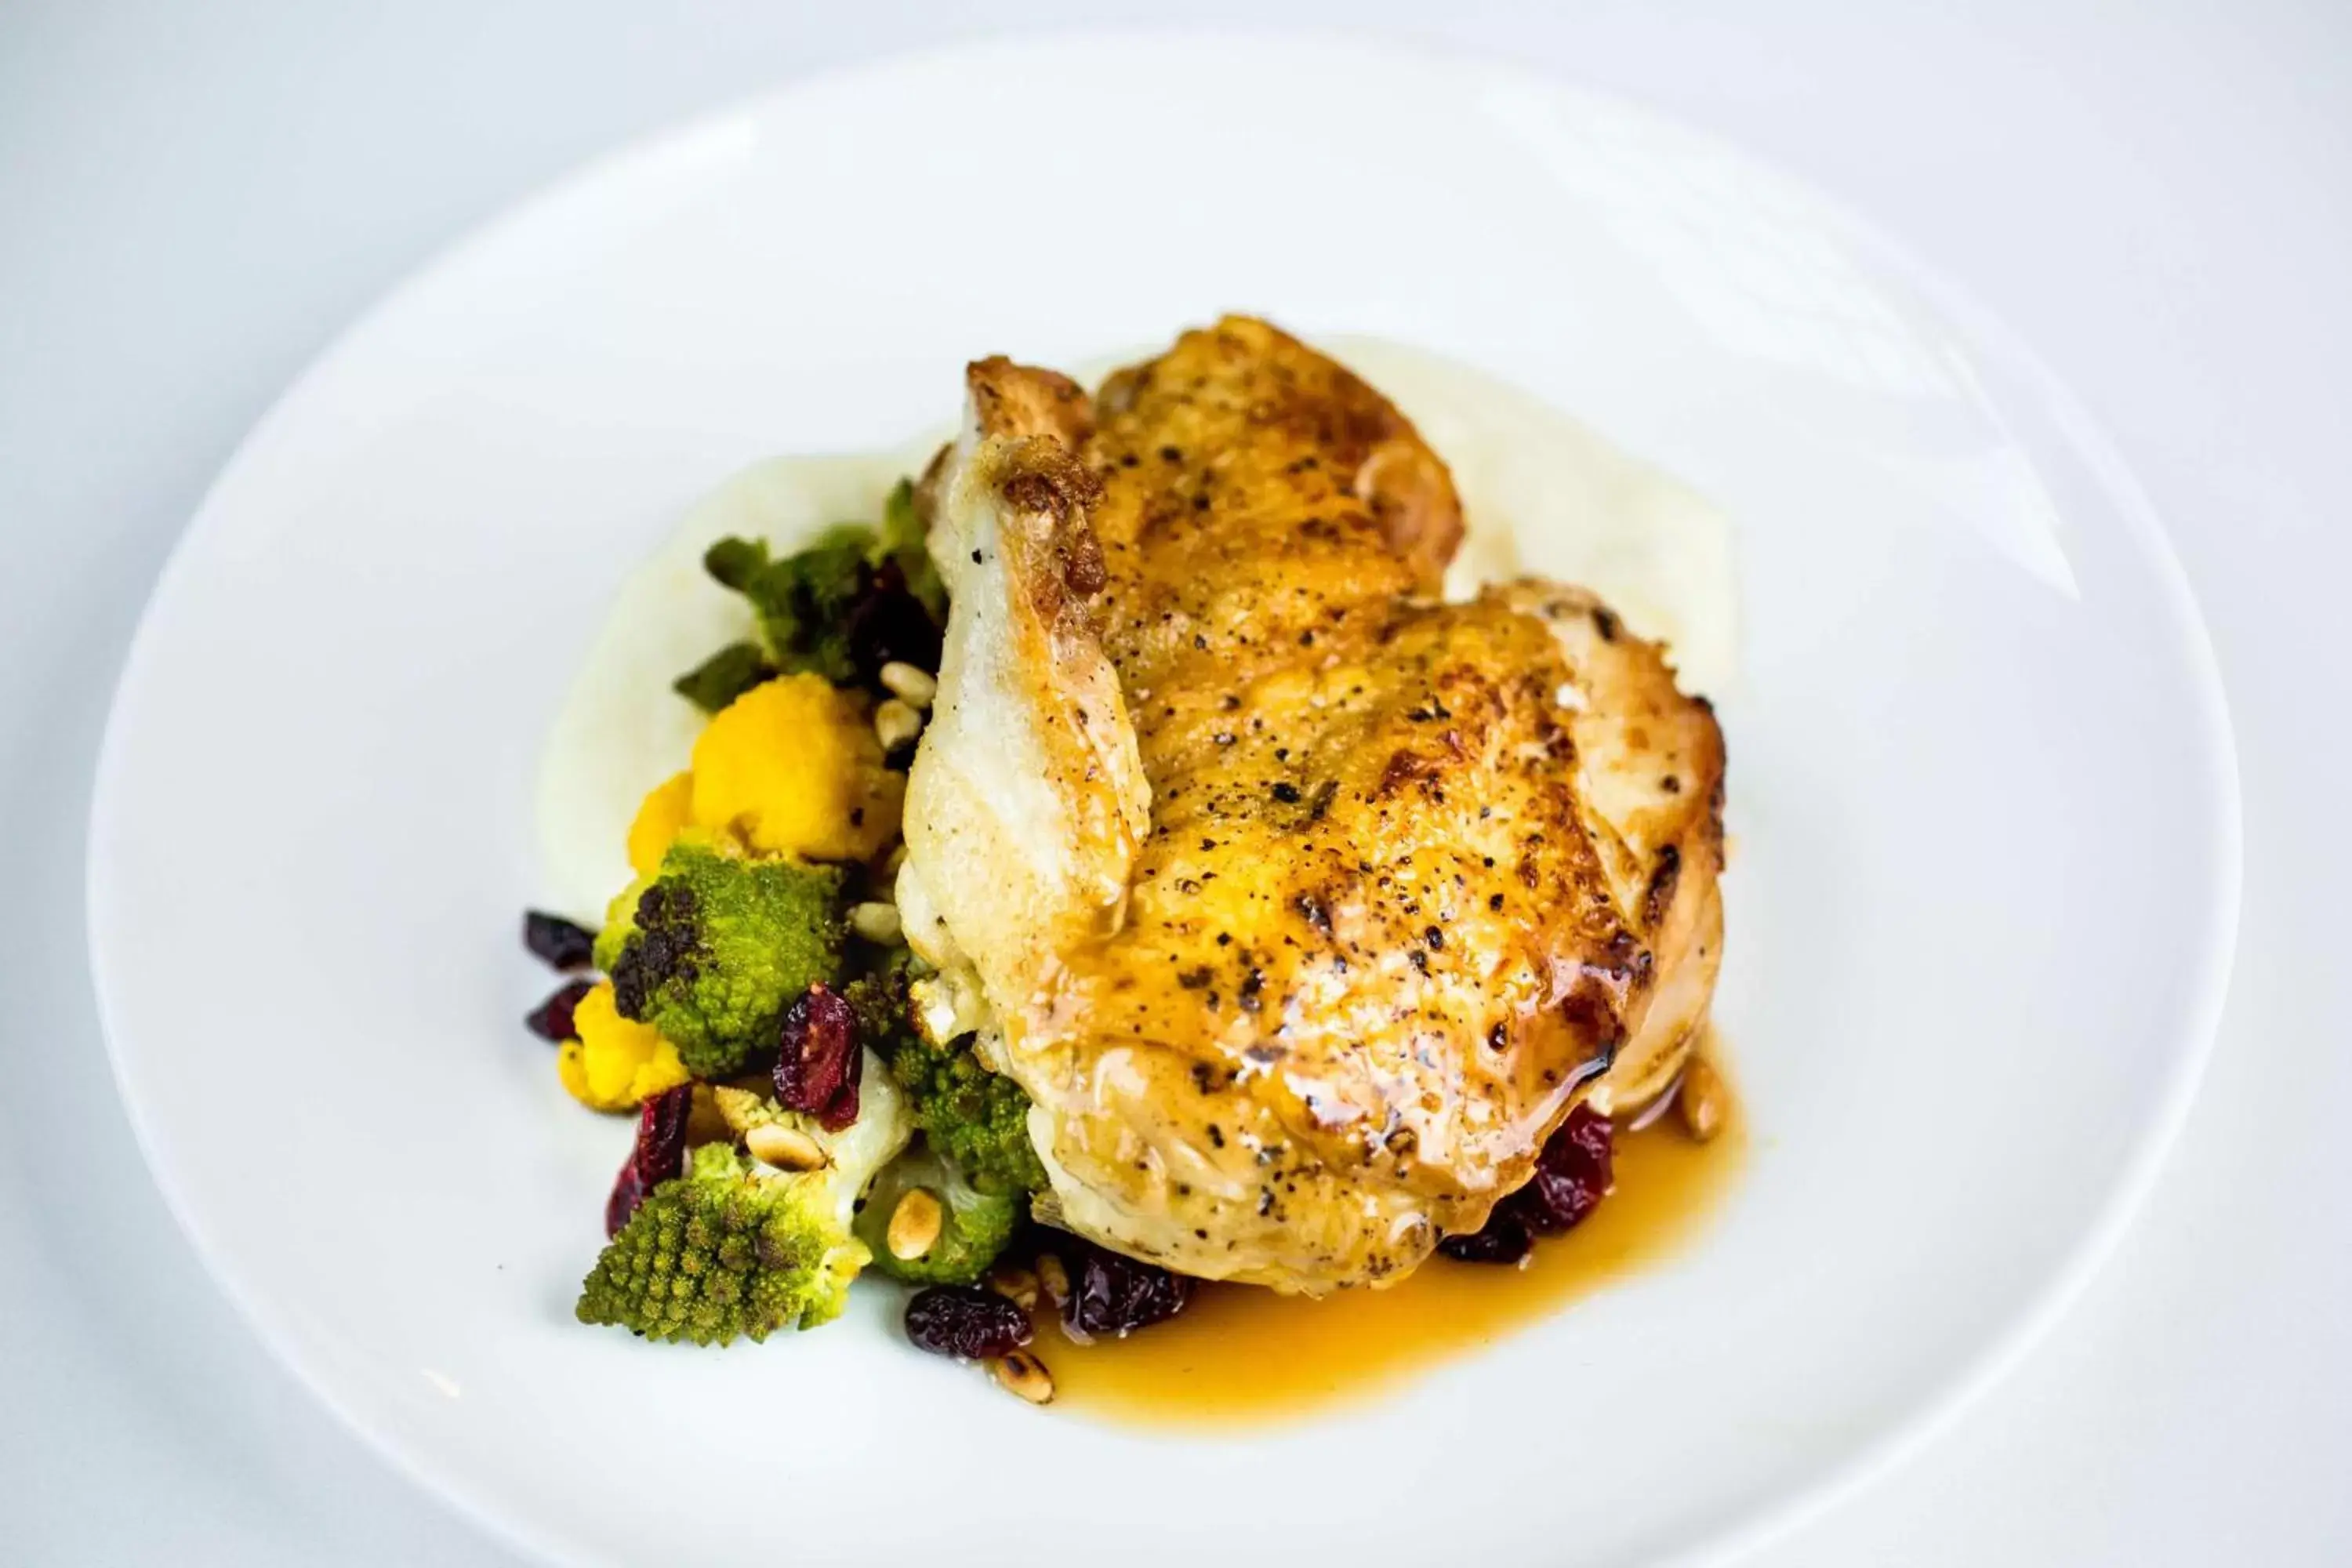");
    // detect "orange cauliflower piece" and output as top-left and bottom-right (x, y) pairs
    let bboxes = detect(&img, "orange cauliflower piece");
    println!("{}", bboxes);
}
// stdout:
(626, 771), (695, 880)
(557, 980), (691, 1112)
(688, 673), (902, 861)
